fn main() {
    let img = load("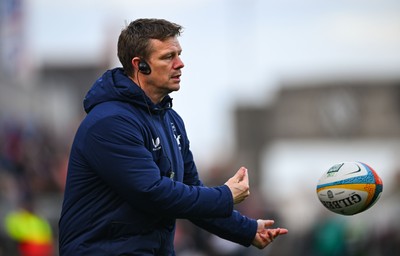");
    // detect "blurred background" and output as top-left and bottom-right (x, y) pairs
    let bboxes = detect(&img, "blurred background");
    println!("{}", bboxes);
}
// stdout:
(1, 0), (400, 255)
